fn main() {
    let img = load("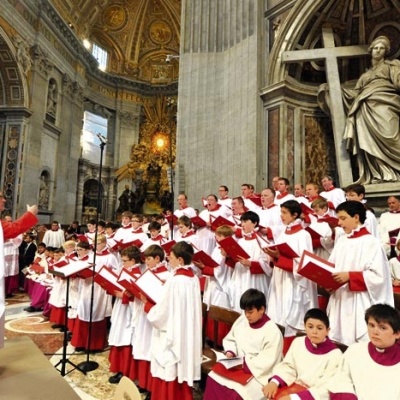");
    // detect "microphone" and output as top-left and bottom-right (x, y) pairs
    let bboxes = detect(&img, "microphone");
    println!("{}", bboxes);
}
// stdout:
(96, 133), (107, 144)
